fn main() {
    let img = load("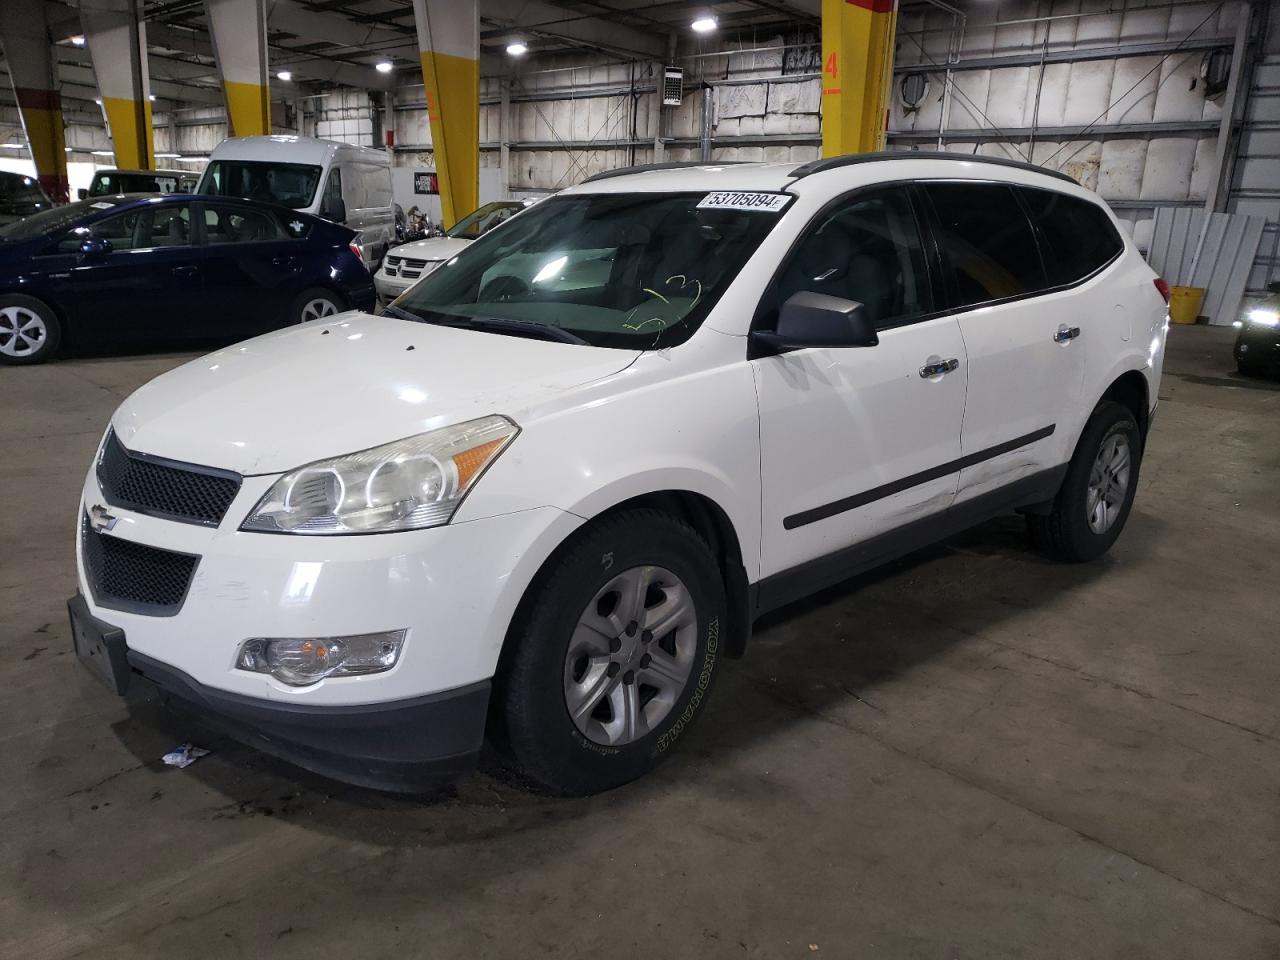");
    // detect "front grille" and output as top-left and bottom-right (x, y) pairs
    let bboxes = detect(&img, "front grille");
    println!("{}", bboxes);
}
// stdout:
(384, 255), (403, 276)
(97, 430), (241, 527)
(399, 257), (429, 279)
(81, 516), (199, 616)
